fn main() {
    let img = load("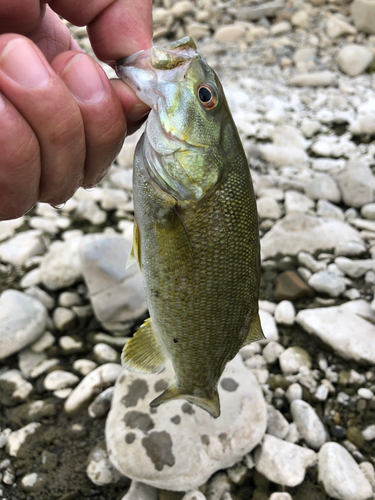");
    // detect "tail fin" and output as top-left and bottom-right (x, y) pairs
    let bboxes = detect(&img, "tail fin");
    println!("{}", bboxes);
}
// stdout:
(150, 384), (221, 418)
